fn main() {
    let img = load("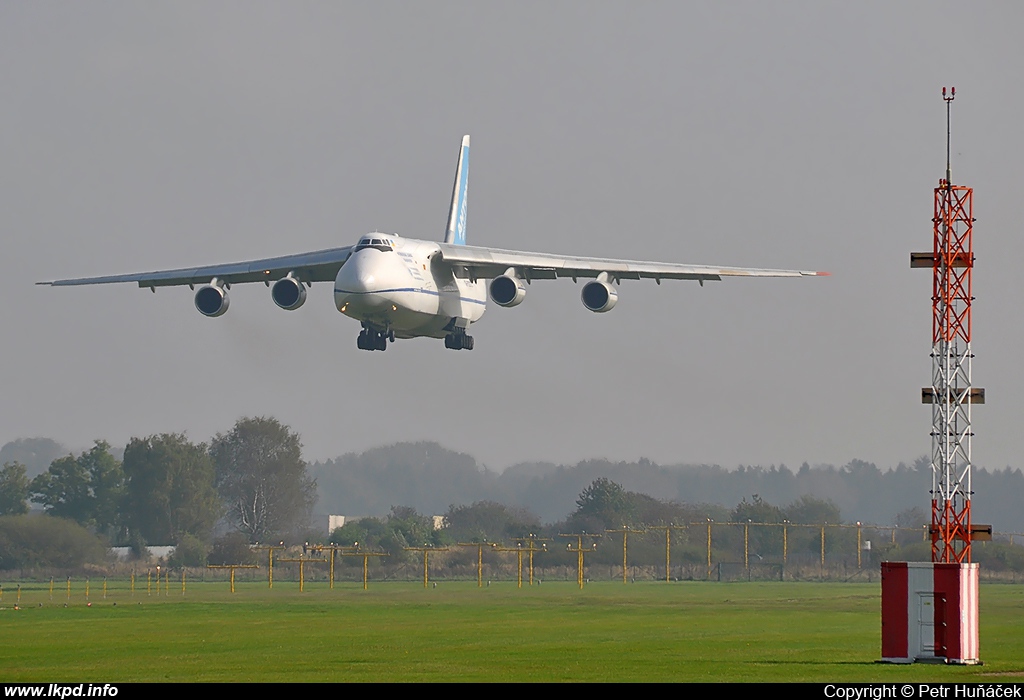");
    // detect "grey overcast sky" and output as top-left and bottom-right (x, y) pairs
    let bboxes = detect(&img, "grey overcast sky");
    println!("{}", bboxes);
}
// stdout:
(2, 3), (1022, 471)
